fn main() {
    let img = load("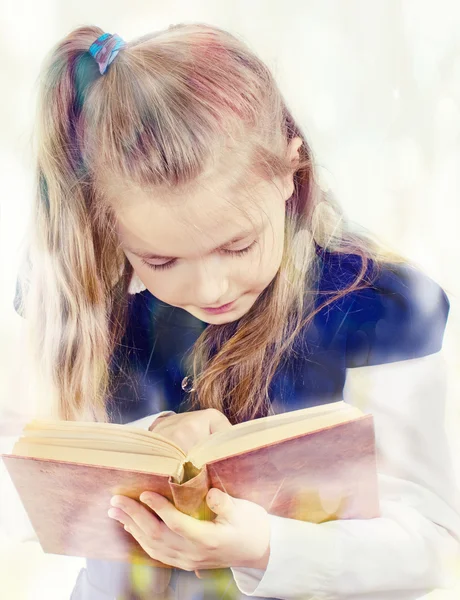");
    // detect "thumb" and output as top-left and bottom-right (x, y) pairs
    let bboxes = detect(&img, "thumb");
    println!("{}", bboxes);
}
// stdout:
(206, 488), (235, 520)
